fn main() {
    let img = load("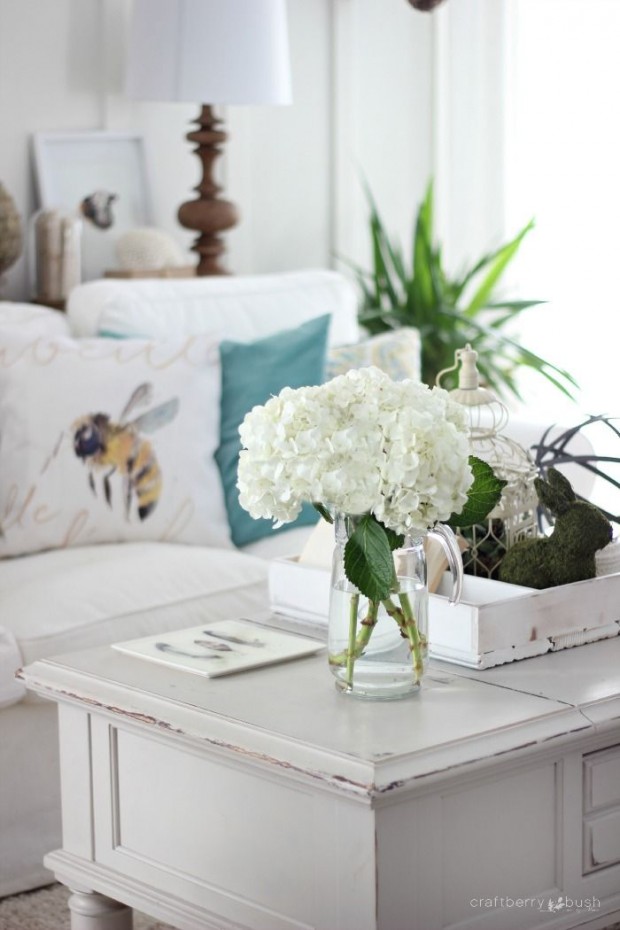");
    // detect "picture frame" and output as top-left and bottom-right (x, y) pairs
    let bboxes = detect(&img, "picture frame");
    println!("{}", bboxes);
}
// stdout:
(32, 130), (154, 281)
